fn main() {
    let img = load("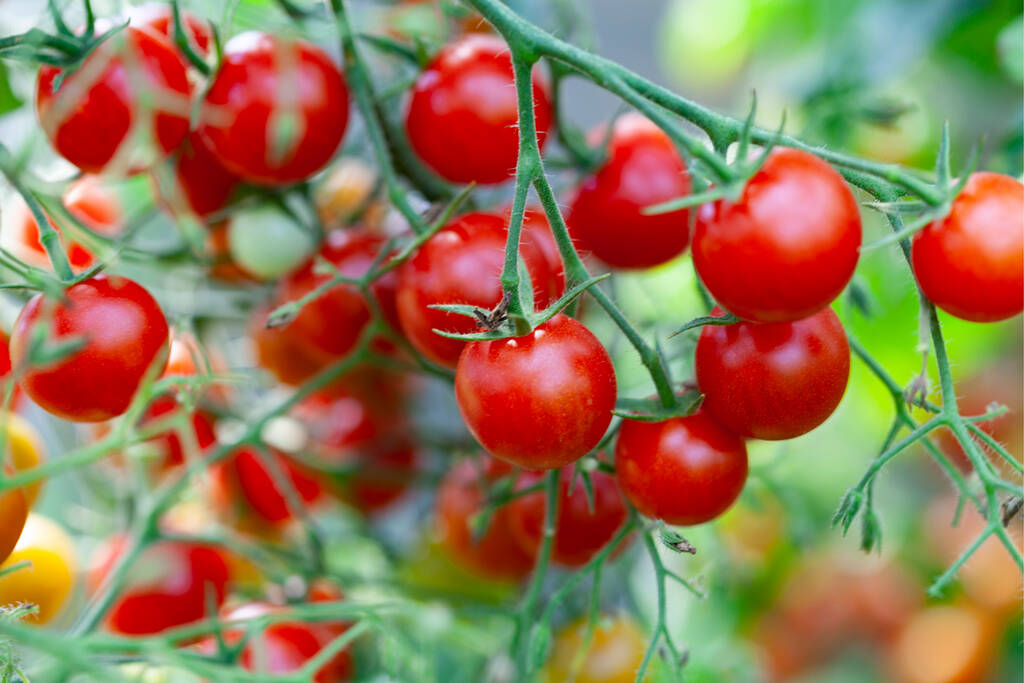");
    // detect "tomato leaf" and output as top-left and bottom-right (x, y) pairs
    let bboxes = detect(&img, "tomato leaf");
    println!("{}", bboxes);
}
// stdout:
(668, 312), (738, 338)
(612, 392), (703, 421)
